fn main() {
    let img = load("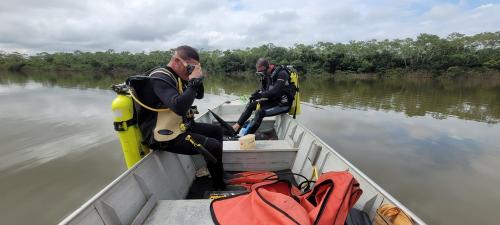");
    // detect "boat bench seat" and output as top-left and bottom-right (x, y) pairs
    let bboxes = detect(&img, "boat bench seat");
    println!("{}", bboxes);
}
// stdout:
(222, 140), (298, 171)
(218, 114), (276, 123)
(223, 140), (295, 152)
(143, 200), (214, 225)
